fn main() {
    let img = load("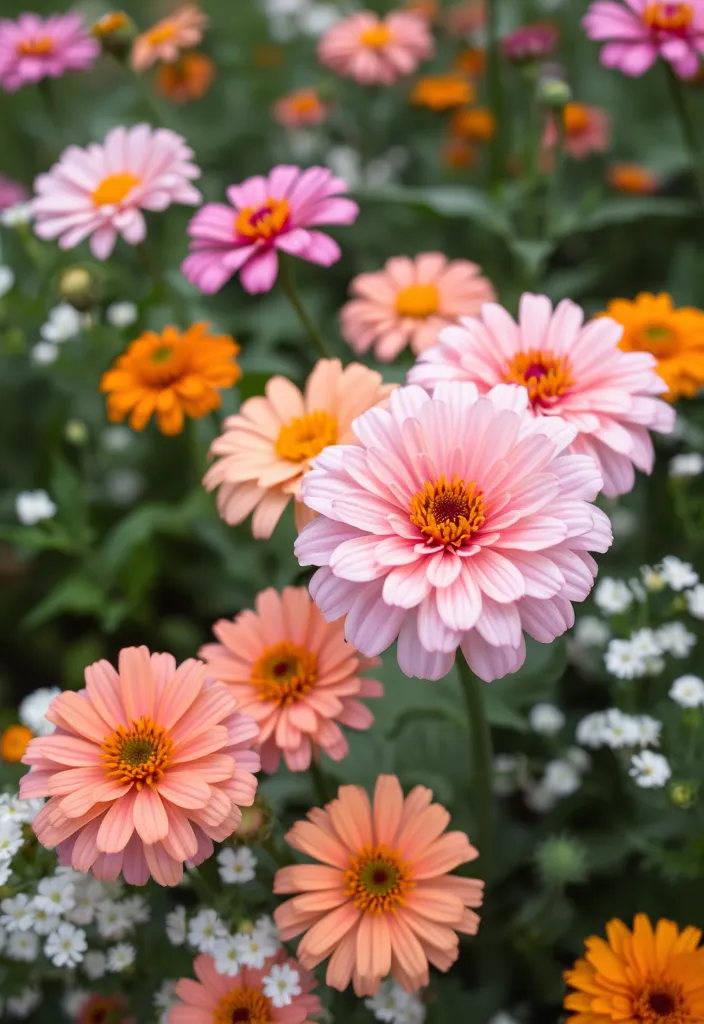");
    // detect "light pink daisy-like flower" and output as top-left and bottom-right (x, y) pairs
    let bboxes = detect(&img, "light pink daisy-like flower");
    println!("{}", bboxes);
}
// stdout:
(409, 294), (676, 498)
(582, 0), (704, 78)
(0, 12), (99, 92)
(318, 11), (434, 86)
(182, 165), (358, 295)
(340, 253), (496, 362)
(0, 172), (27, 210)
(543, 103), (612, 160)
(295, 381), (613, 683)
(32, 124), (201, 260)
